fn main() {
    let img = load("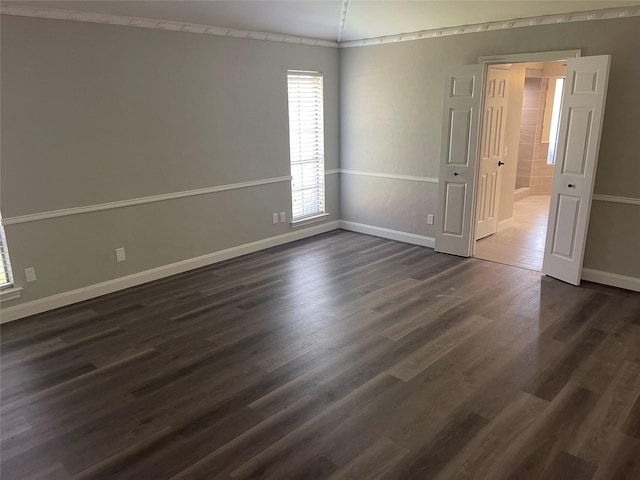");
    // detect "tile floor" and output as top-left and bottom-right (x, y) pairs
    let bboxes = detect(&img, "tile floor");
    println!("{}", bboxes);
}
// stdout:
(474, 195), (550, 271)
